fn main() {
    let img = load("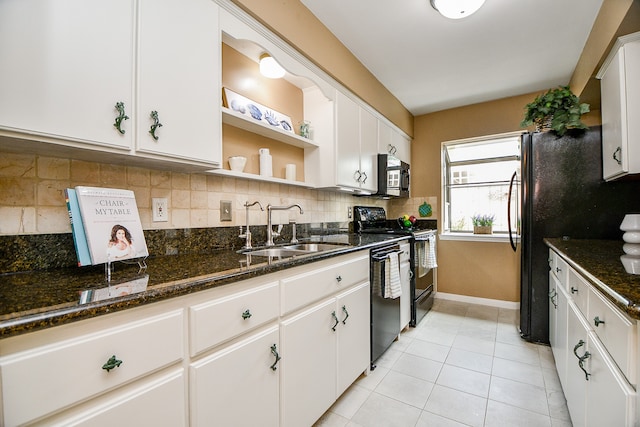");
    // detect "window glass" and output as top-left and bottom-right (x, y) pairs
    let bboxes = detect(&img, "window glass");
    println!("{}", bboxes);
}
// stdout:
(443, 135), (521, 234)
